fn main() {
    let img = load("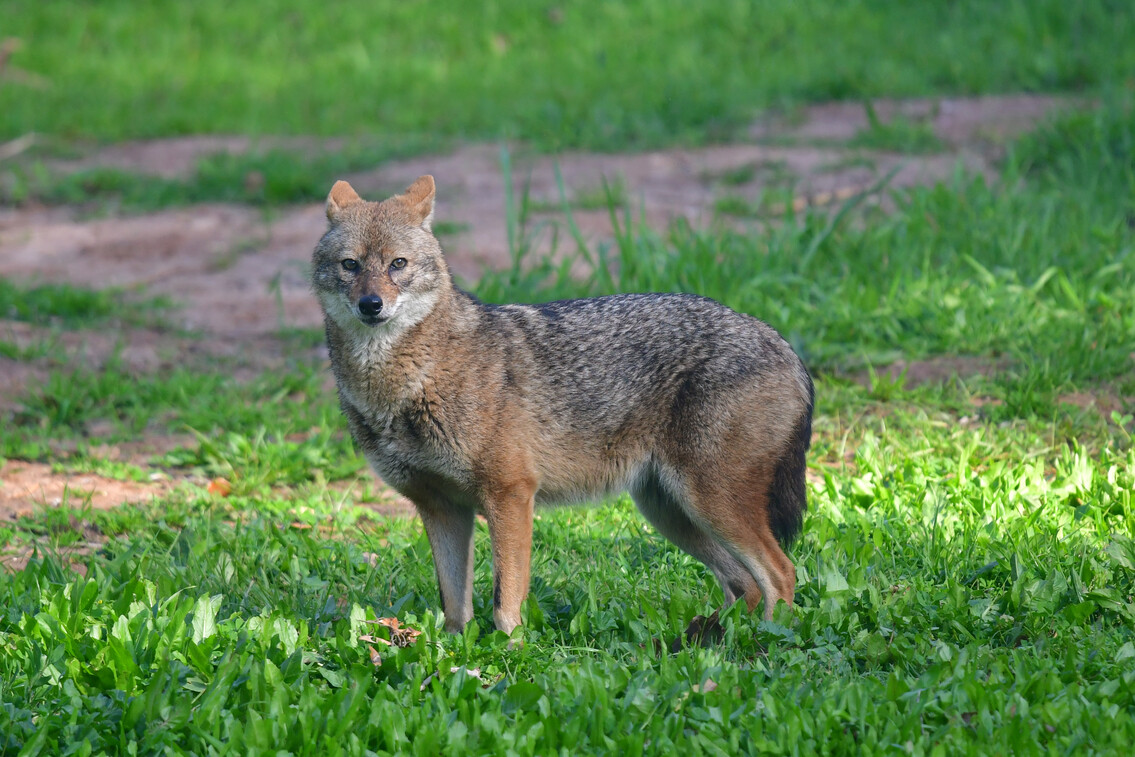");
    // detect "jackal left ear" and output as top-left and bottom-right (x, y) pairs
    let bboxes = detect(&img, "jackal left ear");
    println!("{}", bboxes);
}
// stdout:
(402, 175), (436, 231)
(326, 180), (362, 222)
